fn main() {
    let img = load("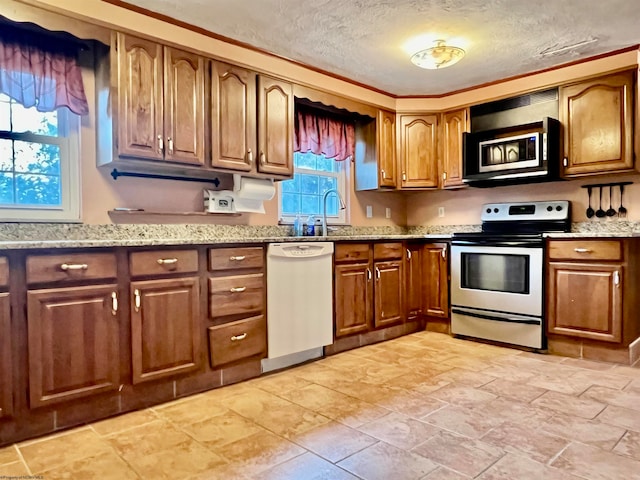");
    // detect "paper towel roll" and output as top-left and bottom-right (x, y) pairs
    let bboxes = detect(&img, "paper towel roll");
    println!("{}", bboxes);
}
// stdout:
(232, 175), (275, 213)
